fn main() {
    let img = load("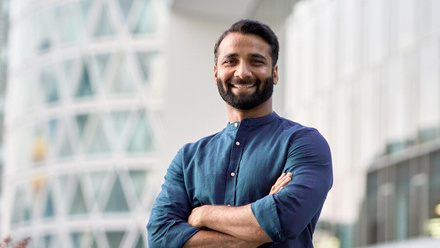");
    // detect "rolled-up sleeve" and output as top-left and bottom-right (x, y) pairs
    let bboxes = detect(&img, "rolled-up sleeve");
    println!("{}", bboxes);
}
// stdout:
(147, 150), (199, 248)
(251, 129), (333, 243)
